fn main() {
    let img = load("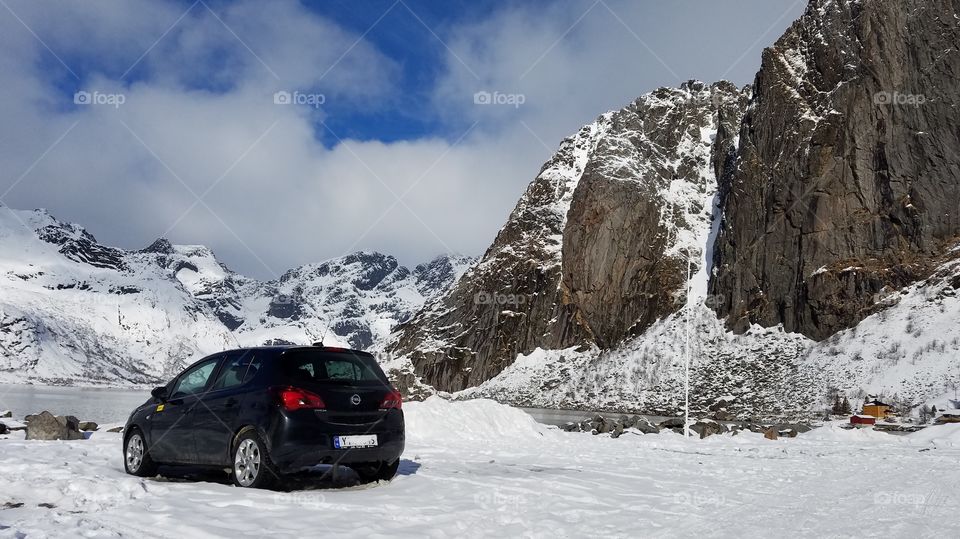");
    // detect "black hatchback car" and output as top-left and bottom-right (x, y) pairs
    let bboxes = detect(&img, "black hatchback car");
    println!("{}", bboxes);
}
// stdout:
(122, 344), (405, 489)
